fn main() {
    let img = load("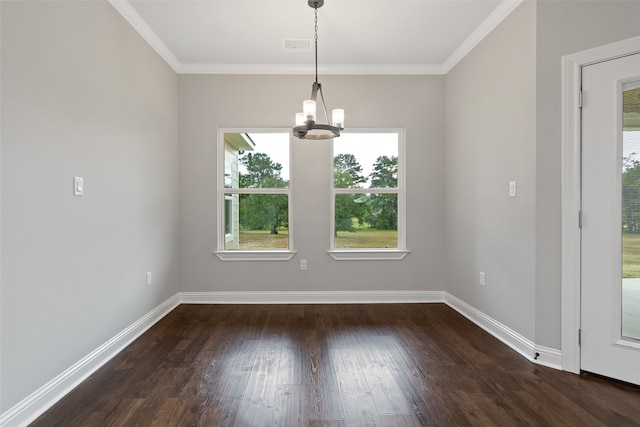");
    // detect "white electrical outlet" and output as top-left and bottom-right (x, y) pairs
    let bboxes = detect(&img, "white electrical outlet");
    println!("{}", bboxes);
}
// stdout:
(300, 259), (308, 271)
(509, 181), (517, 197)
(146, 272), (152, 286)
(480, 272), (486, 286)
